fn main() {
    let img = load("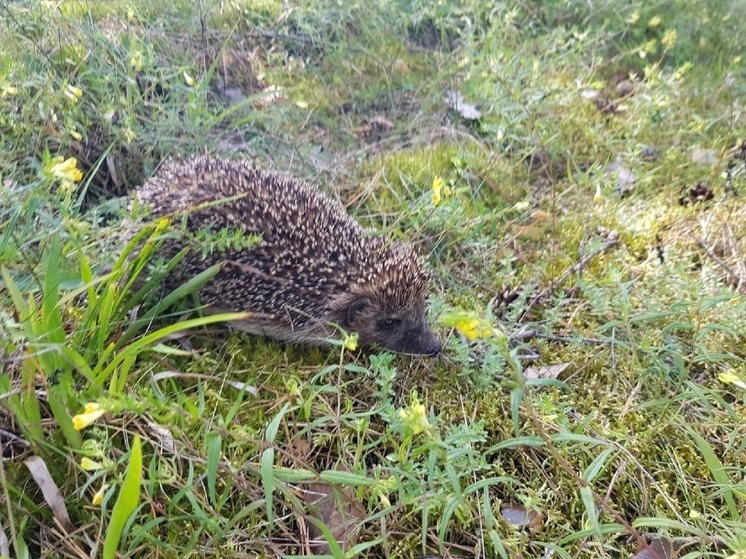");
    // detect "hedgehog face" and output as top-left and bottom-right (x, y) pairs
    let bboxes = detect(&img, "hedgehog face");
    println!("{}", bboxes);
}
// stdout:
(342, 298), (441, 356)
